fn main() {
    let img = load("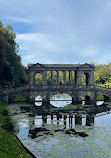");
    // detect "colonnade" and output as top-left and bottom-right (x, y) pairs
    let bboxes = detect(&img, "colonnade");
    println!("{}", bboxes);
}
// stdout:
(29, 70), (94, 87)
(50, 70), (74, 85)
(28, 63), (95, 87)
